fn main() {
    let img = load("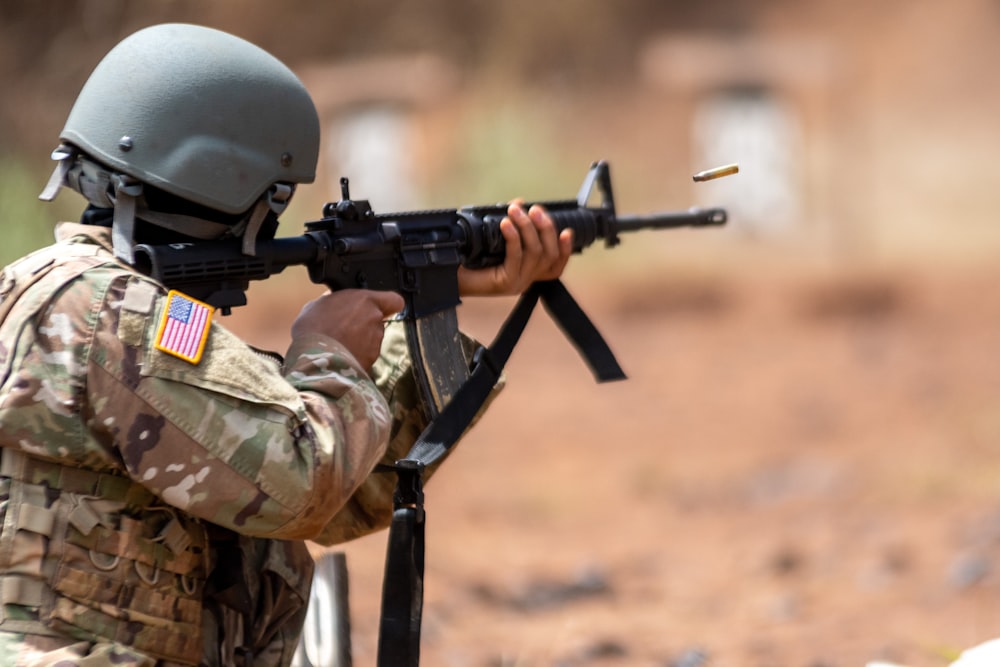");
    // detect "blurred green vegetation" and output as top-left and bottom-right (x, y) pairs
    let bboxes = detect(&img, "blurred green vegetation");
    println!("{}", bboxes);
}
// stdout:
(0, 156), (82, 266)
(427, 105), (581, 205)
